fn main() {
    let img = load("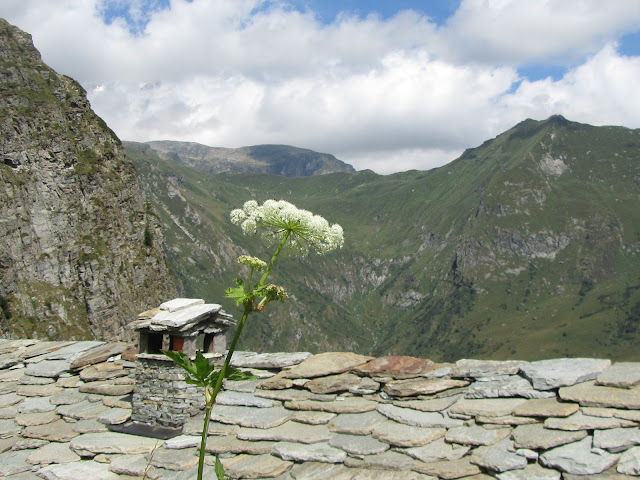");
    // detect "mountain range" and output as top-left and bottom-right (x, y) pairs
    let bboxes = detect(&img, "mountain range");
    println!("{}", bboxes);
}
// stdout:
(128, 116), (640, 361)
